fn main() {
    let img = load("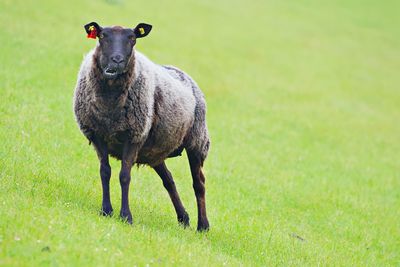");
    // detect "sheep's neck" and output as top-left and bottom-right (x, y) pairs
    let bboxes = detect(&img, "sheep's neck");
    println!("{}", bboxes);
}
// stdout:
(91, 53), (136, 108)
